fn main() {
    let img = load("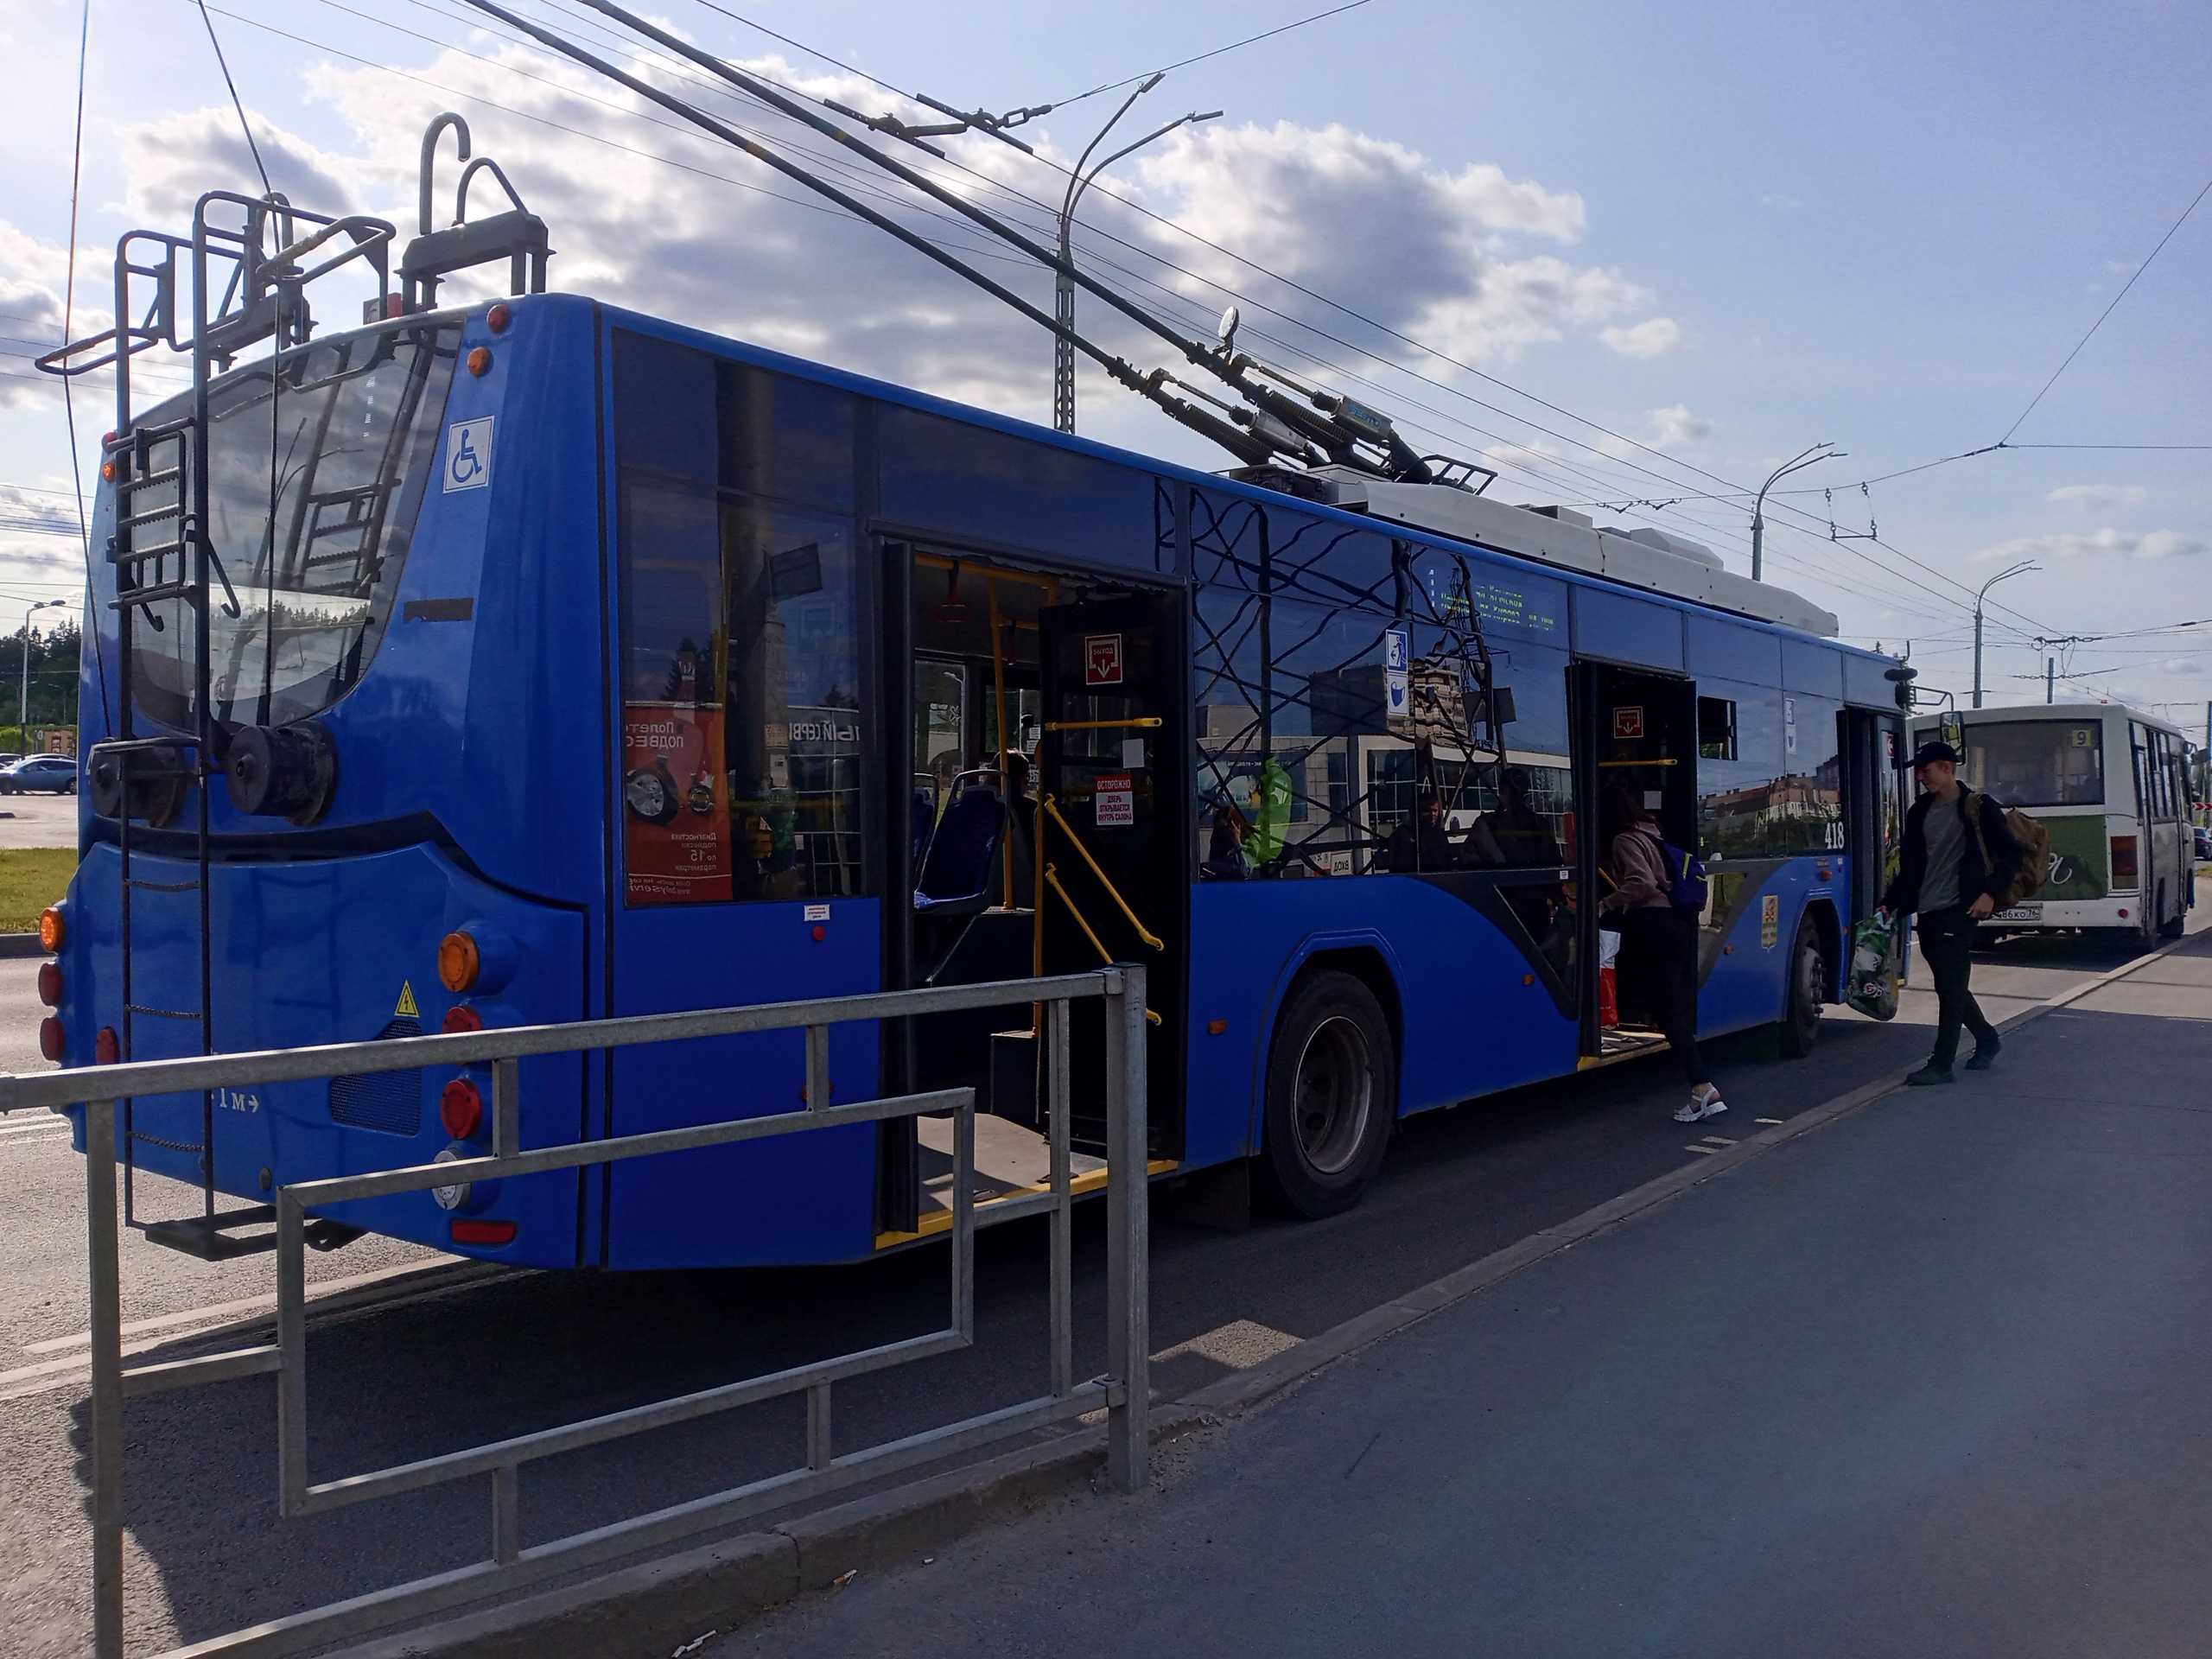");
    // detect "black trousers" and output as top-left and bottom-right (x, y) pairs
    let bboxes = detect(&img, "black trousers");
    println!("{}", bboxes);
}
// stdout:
(1618, 906), (1710, 1089)
(1916, 904), (1996, 1069)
